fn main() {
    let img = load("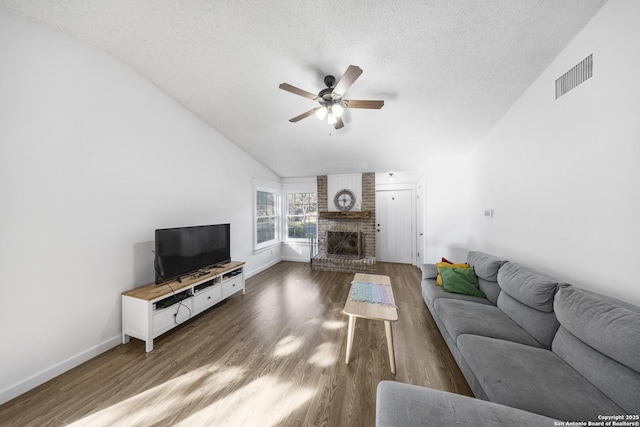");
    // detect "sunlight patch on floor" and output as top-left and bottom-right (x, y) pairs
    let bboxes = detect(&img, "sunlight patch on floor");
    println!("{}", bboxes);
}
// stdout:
(308, 342), (338, 367)
(283, 282), (319, 316)
(67, 363), (245, 426)
(174, 375), (315, 427)
(273, 335), (305, 357)
(322, 319), (346, 330)
(304, 317), (321, 326)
